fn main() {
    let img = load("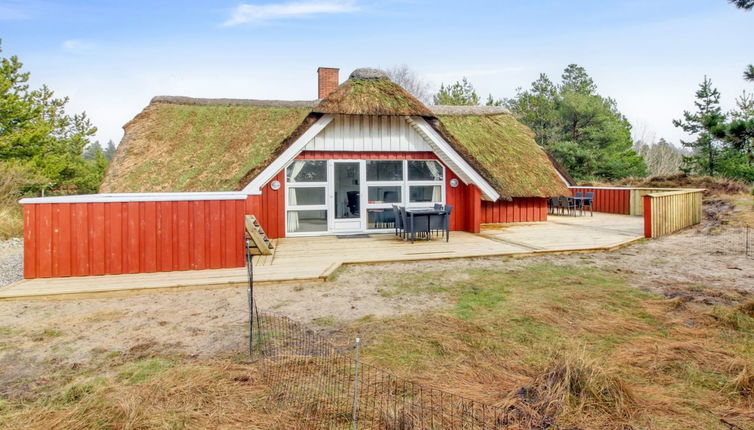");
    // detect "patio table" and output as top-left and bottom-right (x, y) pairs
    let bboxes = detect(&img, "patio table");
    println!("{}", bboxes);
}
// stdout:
(569, 196), (588, 216)
(404, 208), (447, 243)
